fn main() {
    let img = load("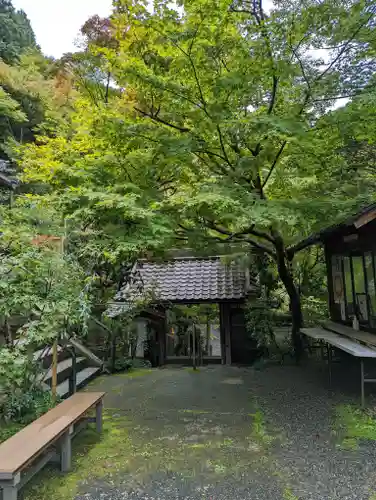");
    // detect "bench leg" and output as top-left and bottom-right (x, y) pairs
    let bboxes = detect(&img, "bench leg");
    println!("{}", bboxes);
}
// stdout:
(96, 400), (103, 433)
(361, 359), (365, 408)
(2, 485), (18, 500)
(61, 429), (72, 472)
(0, 476), (20, 500)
